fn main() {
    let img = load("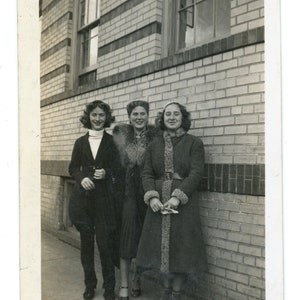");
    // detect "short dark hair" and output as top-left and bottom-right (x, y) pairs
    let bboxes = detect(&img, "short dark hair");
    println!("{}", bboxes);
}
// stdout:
(126, 100), (149, 116)
(80, 100), (115, 129)
(159, 102), (191, 131)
